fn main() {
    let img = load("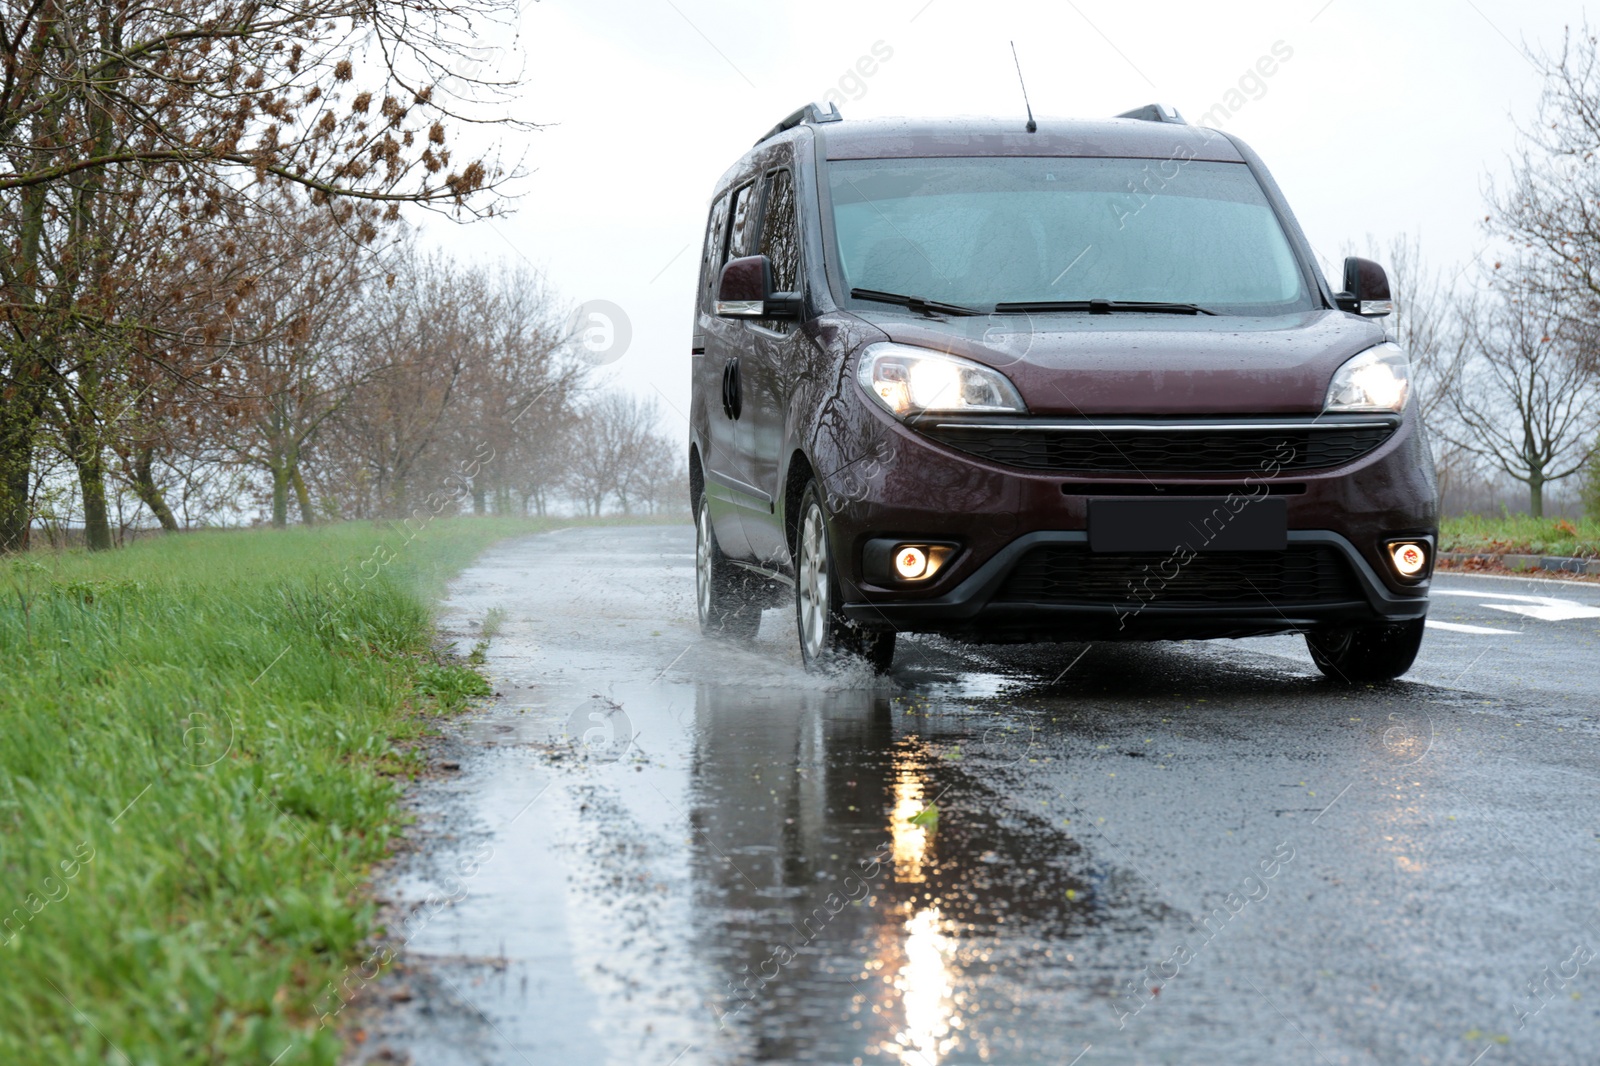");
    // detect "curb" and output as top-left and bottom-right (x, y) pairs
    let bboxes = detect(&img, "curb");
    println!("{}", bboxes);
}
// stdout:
(1439, 551), (1600, 576)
